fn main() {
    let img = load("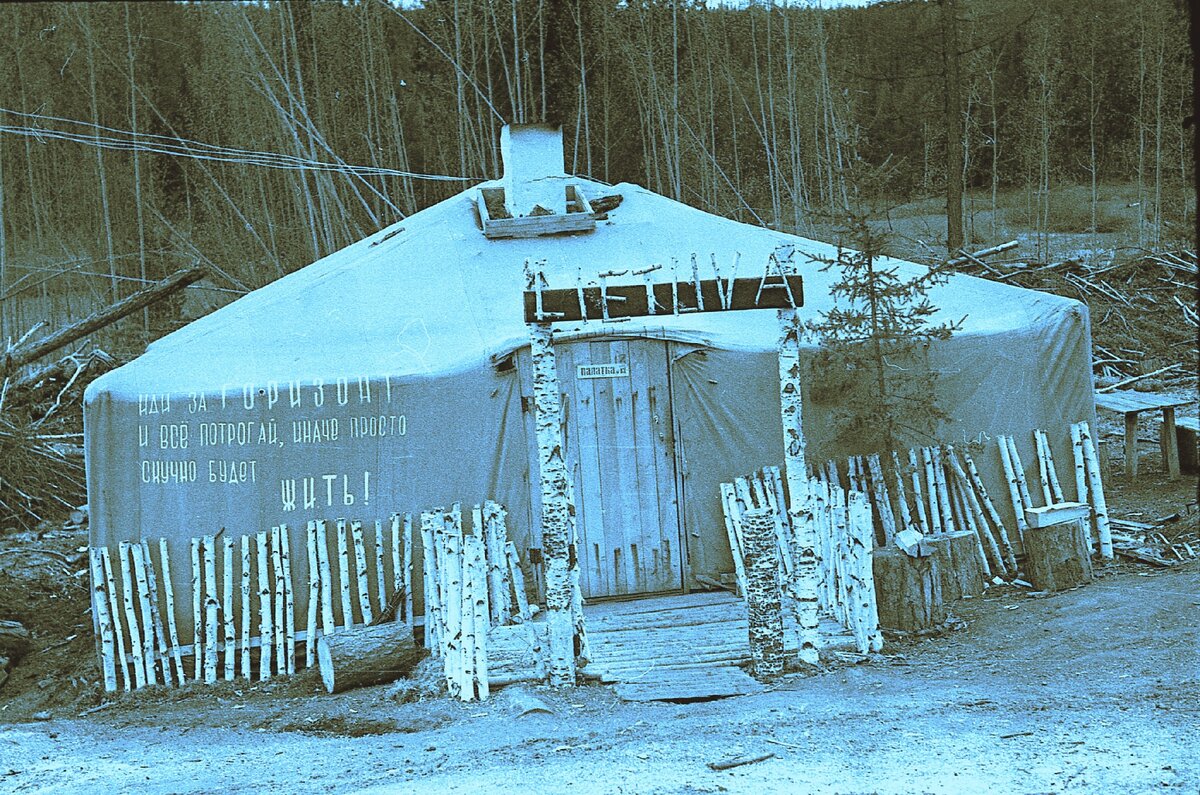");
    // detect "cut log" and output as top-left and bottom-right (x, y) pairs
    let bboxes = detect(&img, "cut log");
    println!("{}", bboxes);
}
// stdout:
(316, 621), (428, 694)
(1022, 508), (1094, 592)
(933, 529), (986, 602)
(872, 546), (945, 632)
